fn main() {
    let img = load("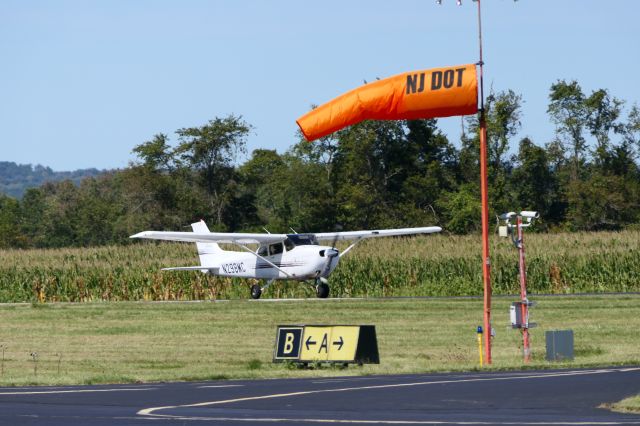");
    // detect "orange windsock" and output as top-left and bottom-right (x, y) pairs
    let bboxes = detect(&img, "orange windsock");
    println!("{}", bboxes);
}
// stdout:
(297, 64), (478, 141)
